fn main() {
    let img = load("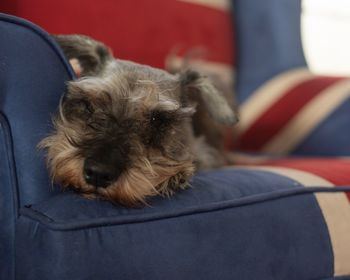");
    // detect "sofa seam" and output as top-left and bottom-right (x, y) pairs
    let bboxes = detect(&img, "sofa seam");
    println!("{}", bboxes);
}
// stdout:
(19, 186), (350, 231)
